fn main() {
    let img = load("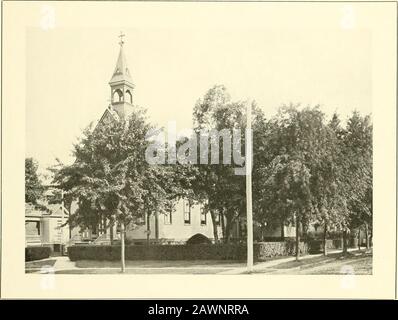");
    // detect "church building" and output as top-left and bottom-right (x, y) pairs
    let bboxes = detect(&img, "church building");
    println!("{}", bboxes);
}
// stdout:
(73, 34), (221, 245)
(67, 34), (294, 246)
